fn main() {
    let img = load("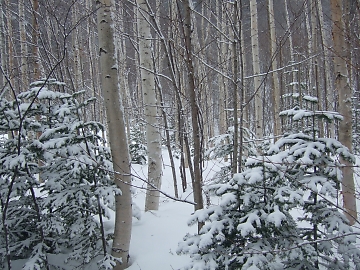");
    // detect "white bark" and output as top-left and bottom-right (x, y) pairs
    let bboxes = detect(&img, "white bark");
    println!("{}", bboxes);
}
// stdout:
(304, 0), (313, 92)
(250, 0), (263, 139)
(330, 0), (357, 225)
(317, 0), (335, 138)
(137, 0), (163, 212)
(284, 0), (296, 94)
(96, 0), (132, 267)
